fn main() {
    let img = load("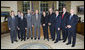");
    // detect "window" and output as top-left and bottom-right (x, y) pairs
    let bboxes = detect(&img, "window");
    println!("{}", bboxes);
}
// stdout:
(22, 1), (30, 14)
(58, 1), (66, 14)
(40, 1), (48, 14)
